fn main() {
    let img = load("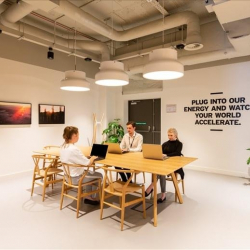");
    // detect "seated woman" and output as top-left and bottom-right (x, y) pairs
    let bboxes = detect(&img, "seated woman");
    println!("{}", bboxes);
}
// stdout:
(145, 128), (184, 203)
(60, 126), (103, 205)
